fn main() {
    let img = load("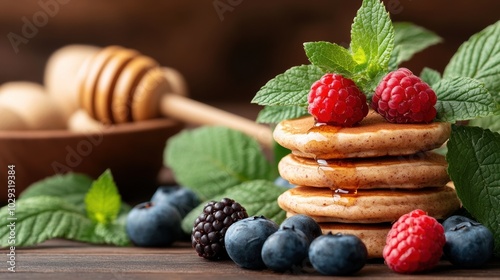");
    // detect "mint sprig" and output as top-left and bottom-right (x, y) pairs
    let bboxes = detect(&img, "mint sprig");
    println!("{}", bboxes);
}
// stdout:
(0, 171), (131, 247)
(85, 170), (122, 225)
(350, 0), (394, 88)
(446, 125), (500, 256)
(252, 0), (446, 124)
